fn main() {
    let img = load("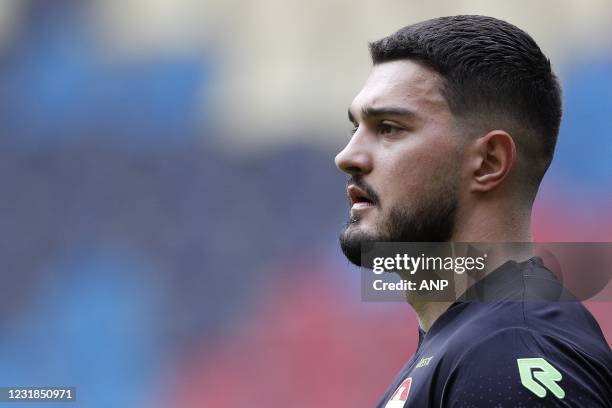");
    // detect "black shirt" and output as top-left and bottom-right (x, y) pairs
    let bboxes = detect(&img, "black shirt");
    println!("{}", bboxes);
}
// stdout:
(377, 257), (612, 407)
